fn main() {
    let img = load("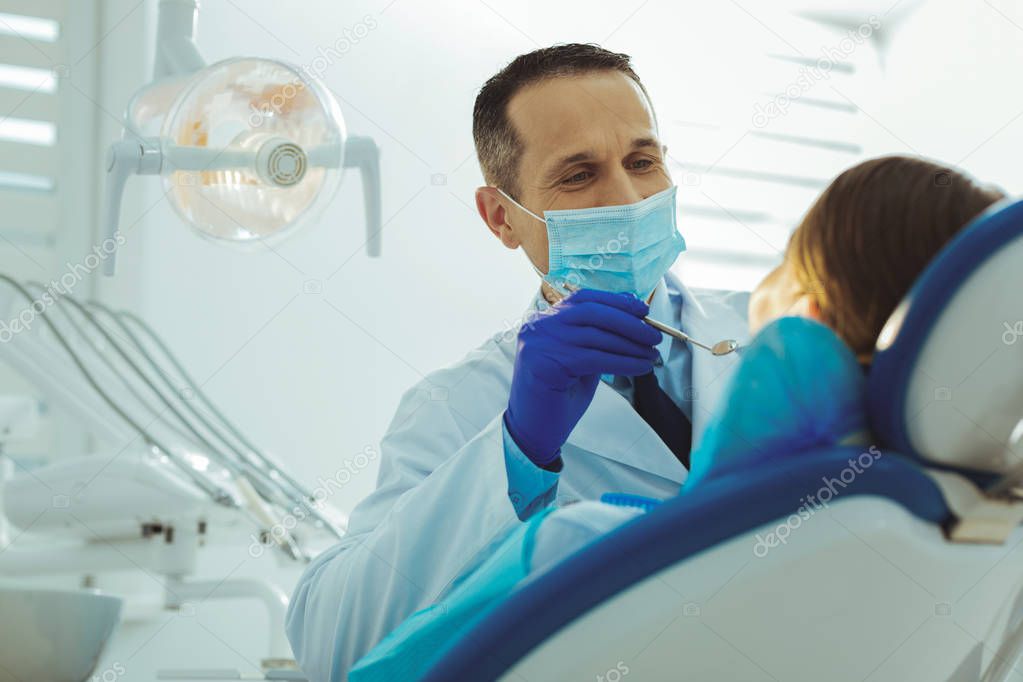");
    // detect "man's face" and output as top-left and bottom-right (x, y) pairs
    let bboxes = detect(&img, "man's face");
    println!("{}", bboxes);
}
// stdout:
(485, 71), (671, 274)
